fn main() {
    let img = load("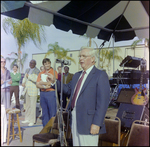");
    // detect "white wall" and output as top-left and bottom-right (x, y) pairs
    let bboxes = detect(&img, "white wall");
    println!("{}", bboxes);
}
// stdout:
(32, 44), (149, 77)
